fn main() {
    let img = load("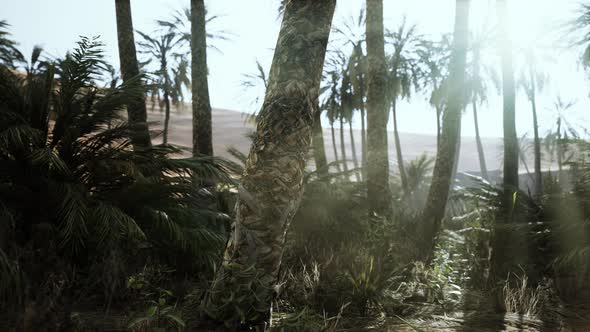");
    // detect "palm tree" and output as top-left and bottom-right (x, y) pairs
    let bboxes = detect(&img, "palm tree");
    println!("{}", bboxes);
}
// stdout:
(0, 20), (24, 68)
(385, 20), (424, 194)
(366, 0), (393, 218)
(137, 30), (183, 145)
(114, 0), (152, 148)
(547, 97), (577, 185)
(418, 36), (452, 145)
(202, 1), (336, 327)
(517, 46), (549, 197)
(323, 70), (343, 173)
(191, 0), (213, 156)
(334, 10), (368, 180)
(420, 0), (471, 262)
(341, 67), (361, 181)
(466, 29), (499, 181)
(498, 0), (519, 199)
(156, 4), (229, 156)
